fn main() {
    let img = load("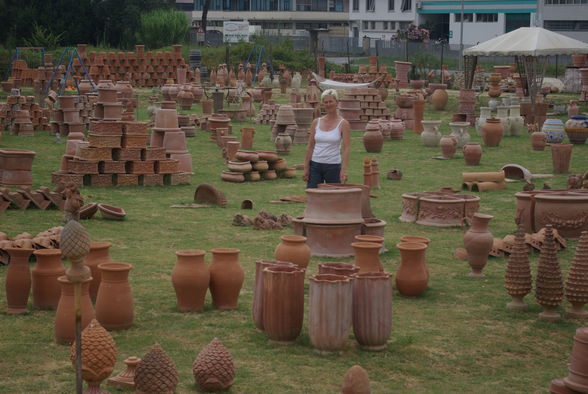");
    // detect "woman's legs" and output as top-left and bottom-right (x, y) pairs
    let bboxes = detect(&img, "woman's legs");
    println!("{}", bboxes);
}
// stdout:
(306, 161), (341, 188)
